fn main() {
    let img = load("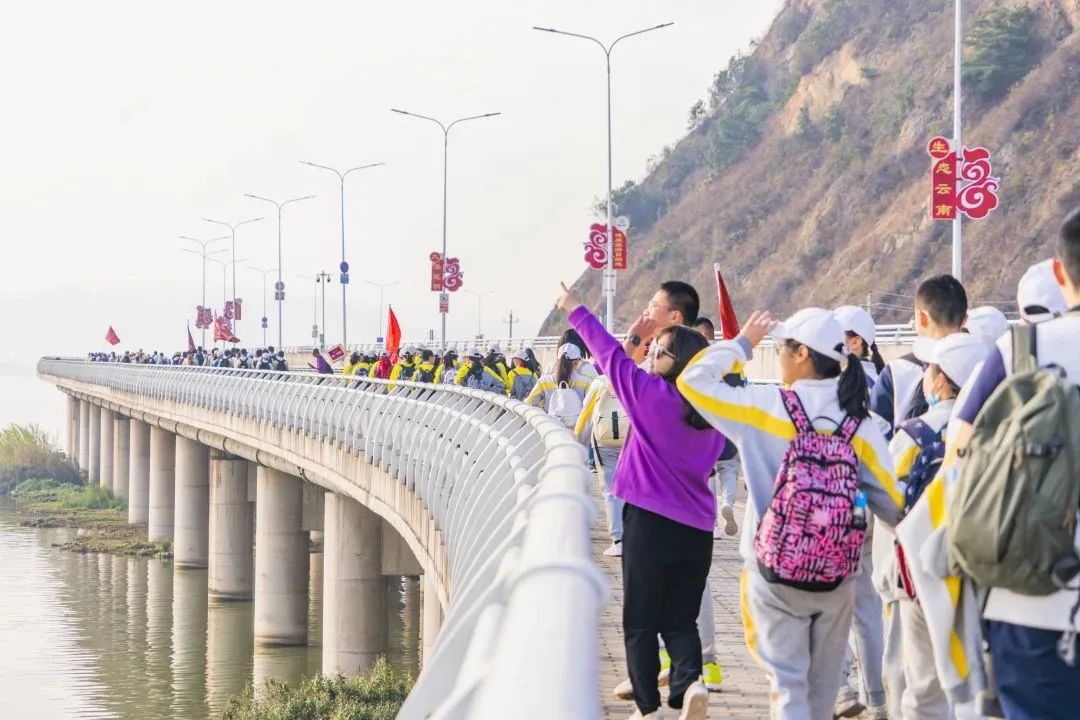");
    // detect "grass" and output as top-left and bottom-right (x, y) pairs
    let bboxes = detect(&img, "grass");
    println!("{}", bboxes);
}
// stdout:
(215, 658), (413, 720)
(13, 478), (126, 511)
(0, 423), (81, 494)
